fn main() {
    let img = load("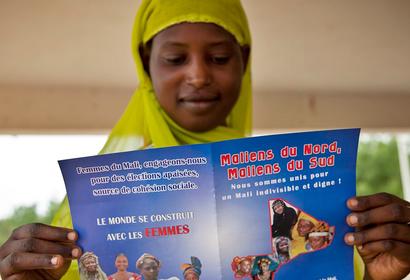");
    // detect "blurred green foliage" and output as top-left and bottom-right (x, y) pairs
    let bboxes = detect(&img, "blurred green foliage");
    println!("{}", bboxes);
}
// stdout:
(0, 201), (60, 245)
(356, 137), (403, 198)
